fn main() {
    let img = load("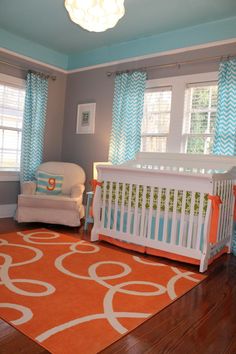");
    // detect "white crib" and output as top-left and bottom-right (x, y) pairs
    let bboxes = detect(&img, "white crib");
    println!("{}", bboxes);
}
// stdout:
(91, 153), (236, 272)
